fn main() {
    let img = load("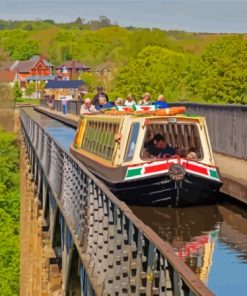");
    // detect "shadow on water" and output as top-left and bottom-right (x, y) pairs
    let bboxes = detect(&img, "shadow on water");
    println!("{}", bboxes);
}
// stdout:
(131, 201), (247, 295)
